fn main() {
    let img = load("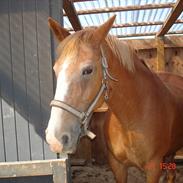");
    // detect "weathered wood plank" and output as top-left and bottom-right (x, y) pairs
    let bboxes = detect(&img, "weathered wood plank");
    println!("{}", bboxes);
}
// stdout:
(49, 0), (63, 88)
(49, 0), (62, 25)
(175, 155), (183, 160)
(0, 0), (18, 161)
(0, 176), (53, 183)
(125, 36), (183, 50)
(52, 161), (67, 183)
(67, 19), (183, 31)
(164, 36), (183, 48)
(157, 0), (183, 36)
(156, 37), (165, 71)
(69, 3), (175, 15)
(63, 0), (82, 31)
(70, 159), (86, 166)
(118, 30), (183, 38)
(22, 0), (44, 160)
(0, 159), (68, 179)
(9, 0), (31, 161)
(36, 0), (56, 159)
(0, 90), (5, 162)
